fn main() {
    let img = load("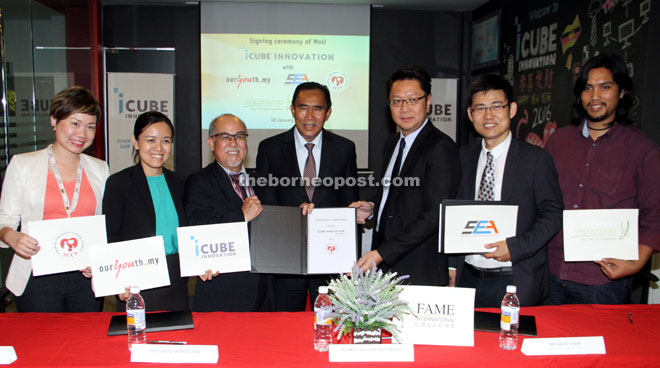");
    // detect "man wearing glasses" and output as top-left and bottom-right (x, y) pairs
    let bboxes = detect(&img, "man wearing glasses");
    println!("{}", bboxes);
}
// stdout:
(449, 74), (563, 307)
(350, 65), (459, 286)
(255, 82), (358, 311)
(184, 114), (264, 311)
